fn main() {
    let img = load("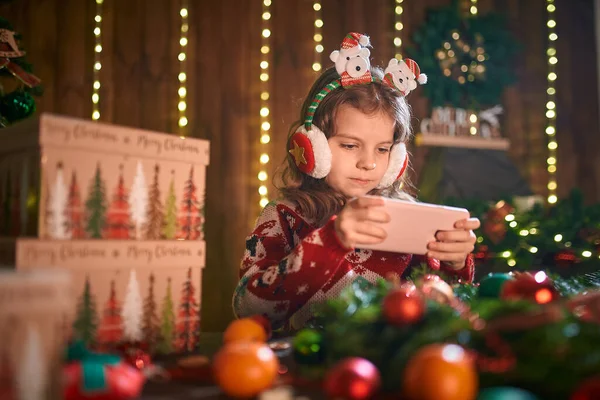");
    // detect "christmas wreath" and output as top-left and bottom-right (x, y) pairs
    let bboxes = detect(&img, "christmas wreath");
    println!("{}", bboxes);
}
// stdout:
(407, 0), (519, 110)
